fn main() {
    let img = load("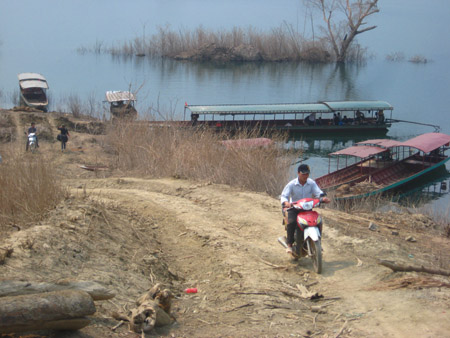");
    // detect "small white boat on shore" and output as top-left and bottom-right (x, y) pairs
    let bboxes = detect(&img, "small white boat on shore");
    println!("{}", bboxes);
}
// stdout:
(105, 91), (138, 121)
(18, 73), (49, 112)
